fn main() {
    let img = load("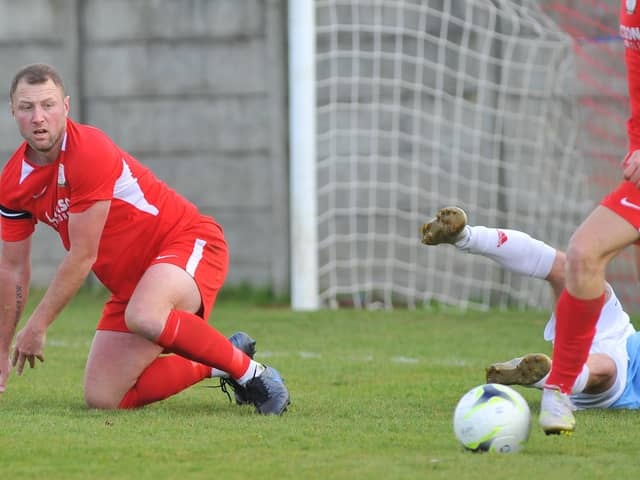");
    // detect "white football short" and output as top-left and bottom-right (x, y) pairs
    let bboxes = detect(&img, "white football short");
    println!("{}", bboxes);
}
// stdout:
(543, 284), (636, 409)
